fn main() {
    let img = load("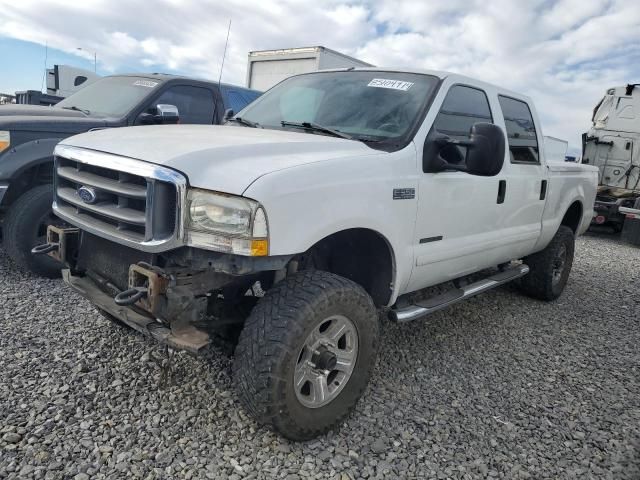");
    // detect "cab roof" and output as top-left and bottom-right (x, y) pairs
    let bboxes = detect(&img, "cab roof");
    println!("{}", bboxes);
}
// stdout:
(103, 73), (260, 93)
(313, 67), (533, 104)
